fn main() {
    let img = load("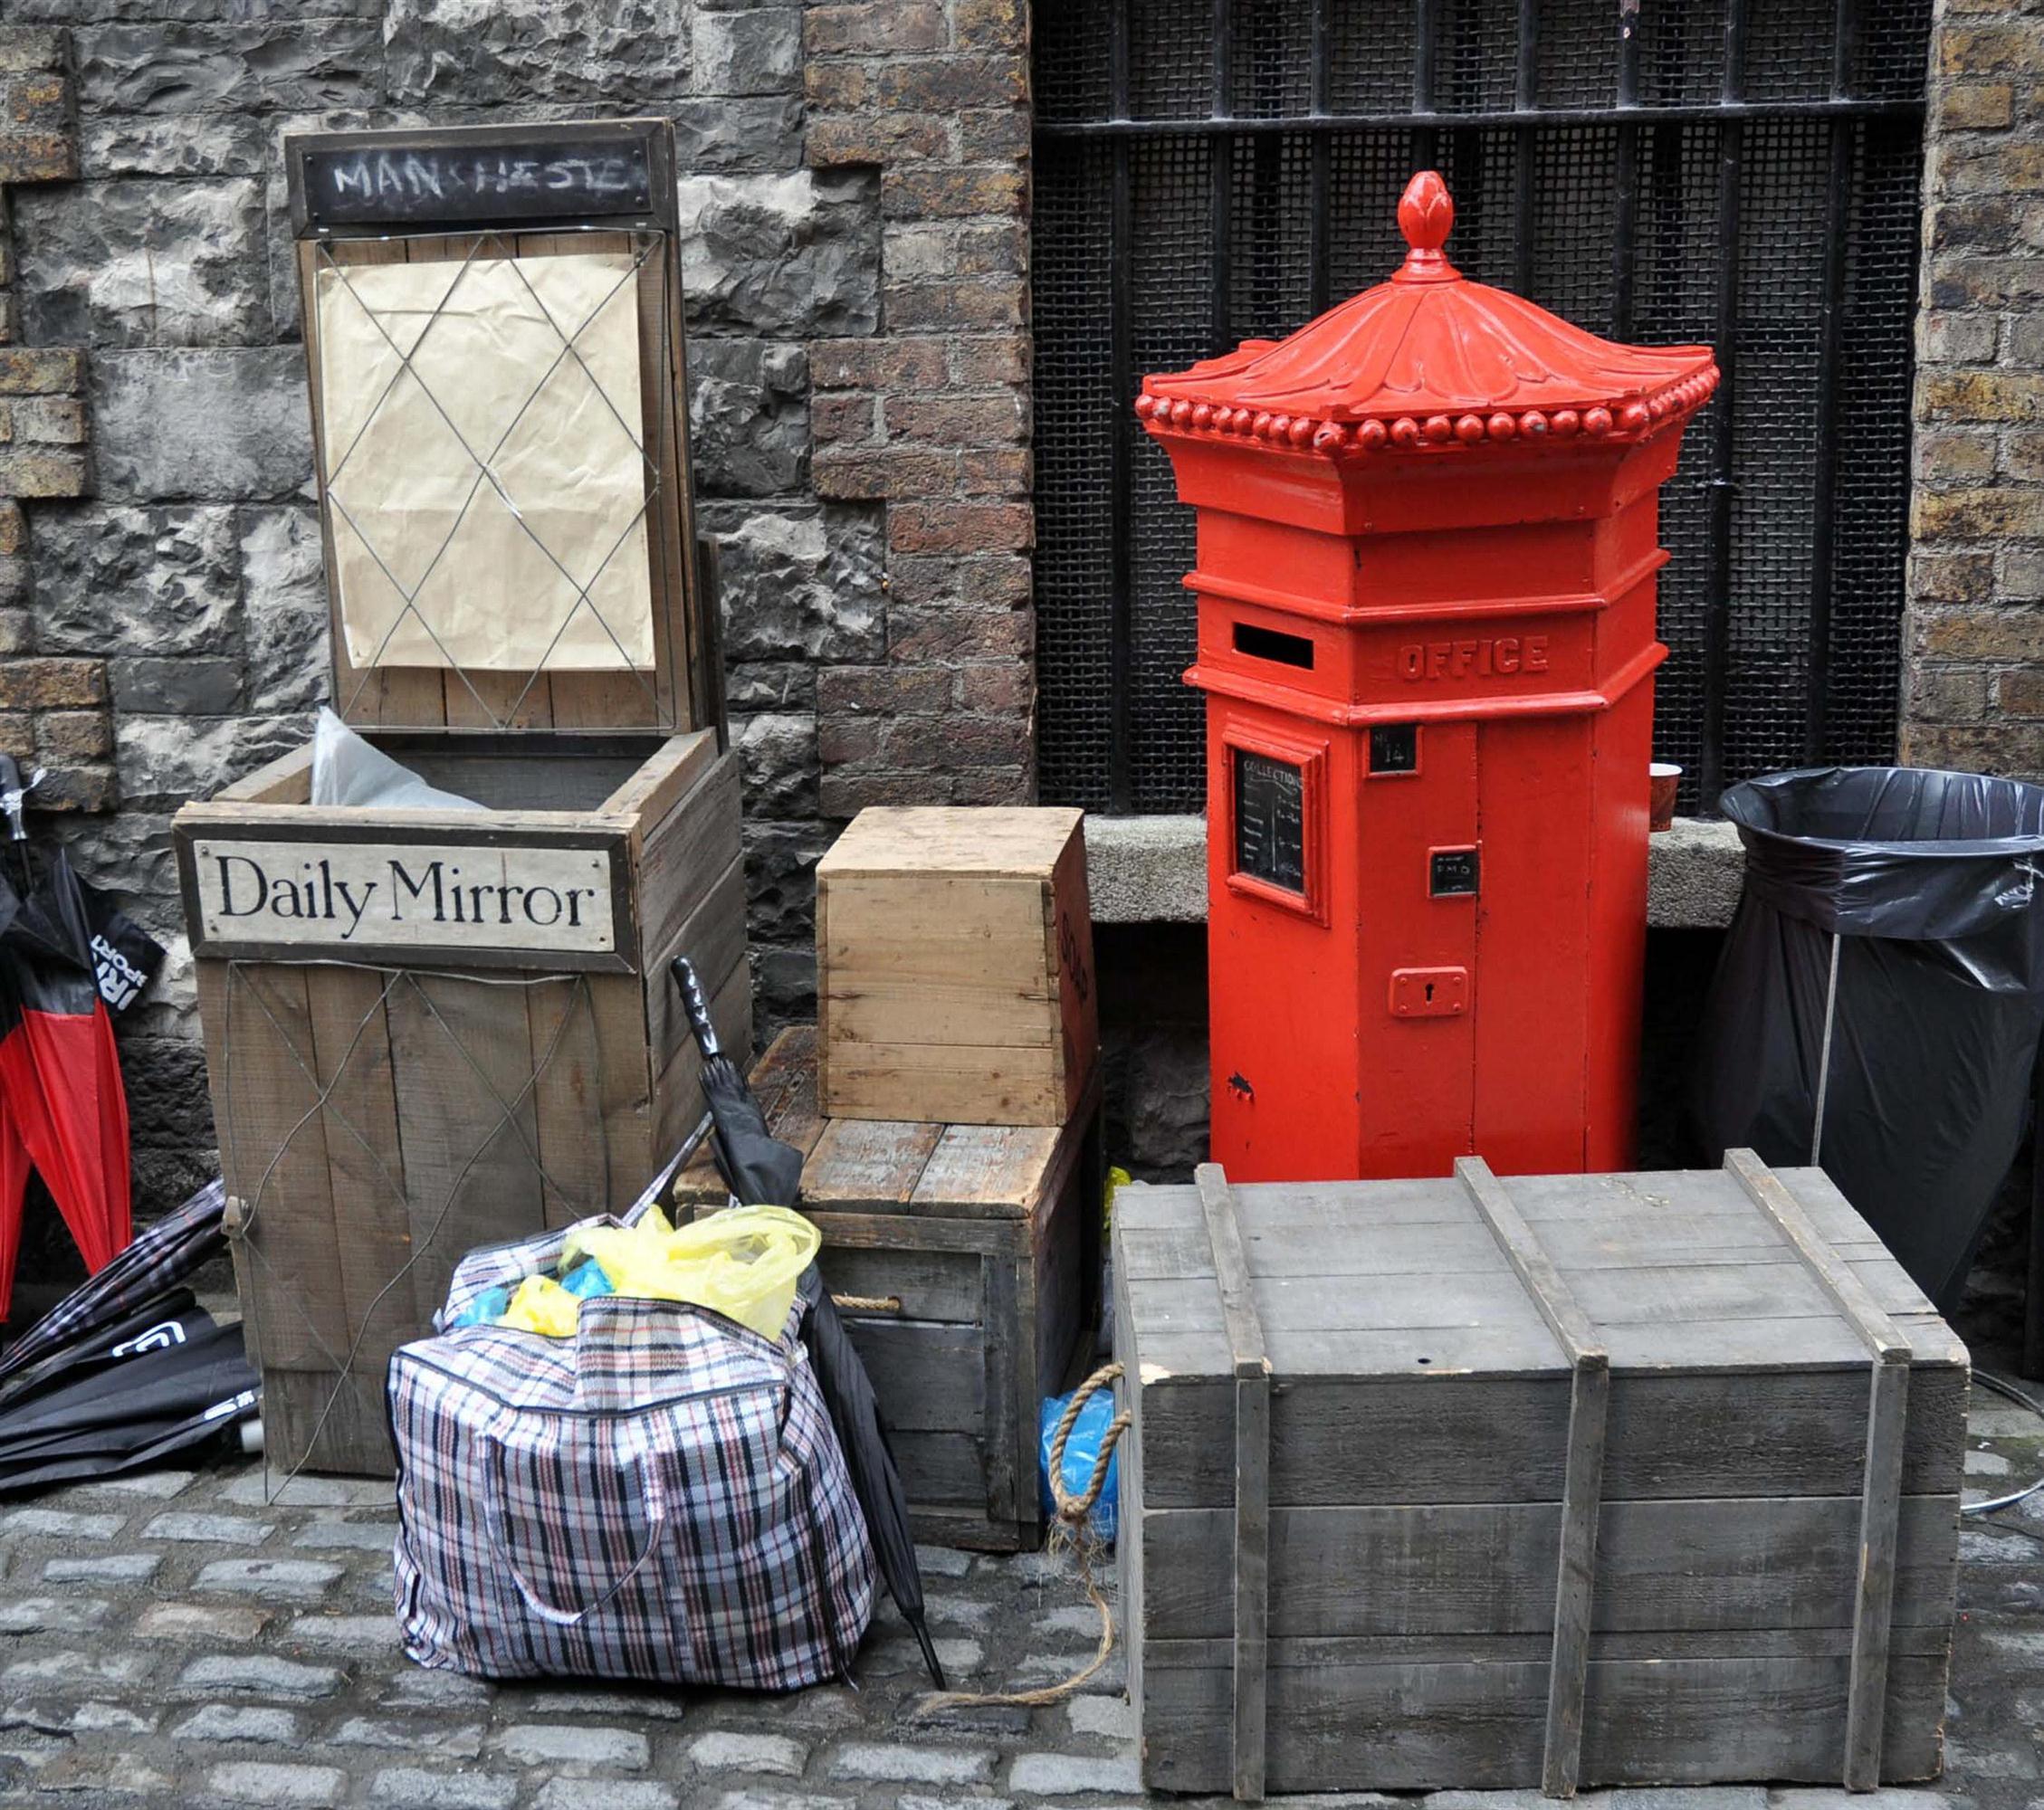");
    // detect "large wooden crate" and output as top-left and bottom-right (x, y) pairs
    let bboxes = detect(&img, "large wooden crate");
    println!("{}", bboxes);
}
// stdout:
(816, 807), (1096, 1127)
(172, 119), (746, 1478)
(1114, 1154), (1967, 1799)
(675, 1027), (1101, 1550)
